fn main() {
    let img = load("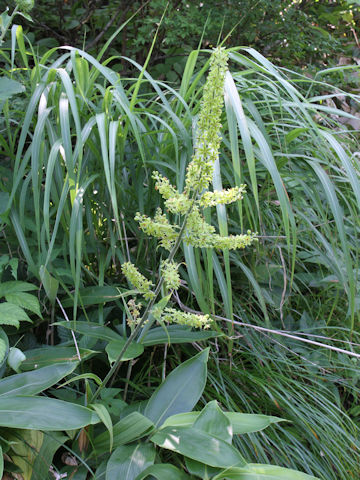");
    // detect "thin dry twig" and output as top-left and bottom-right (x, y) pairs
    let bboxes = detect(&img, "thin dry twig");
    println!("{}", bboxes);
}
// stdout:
(56, 297), (81, 361)
(173, 291), (360, 359)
